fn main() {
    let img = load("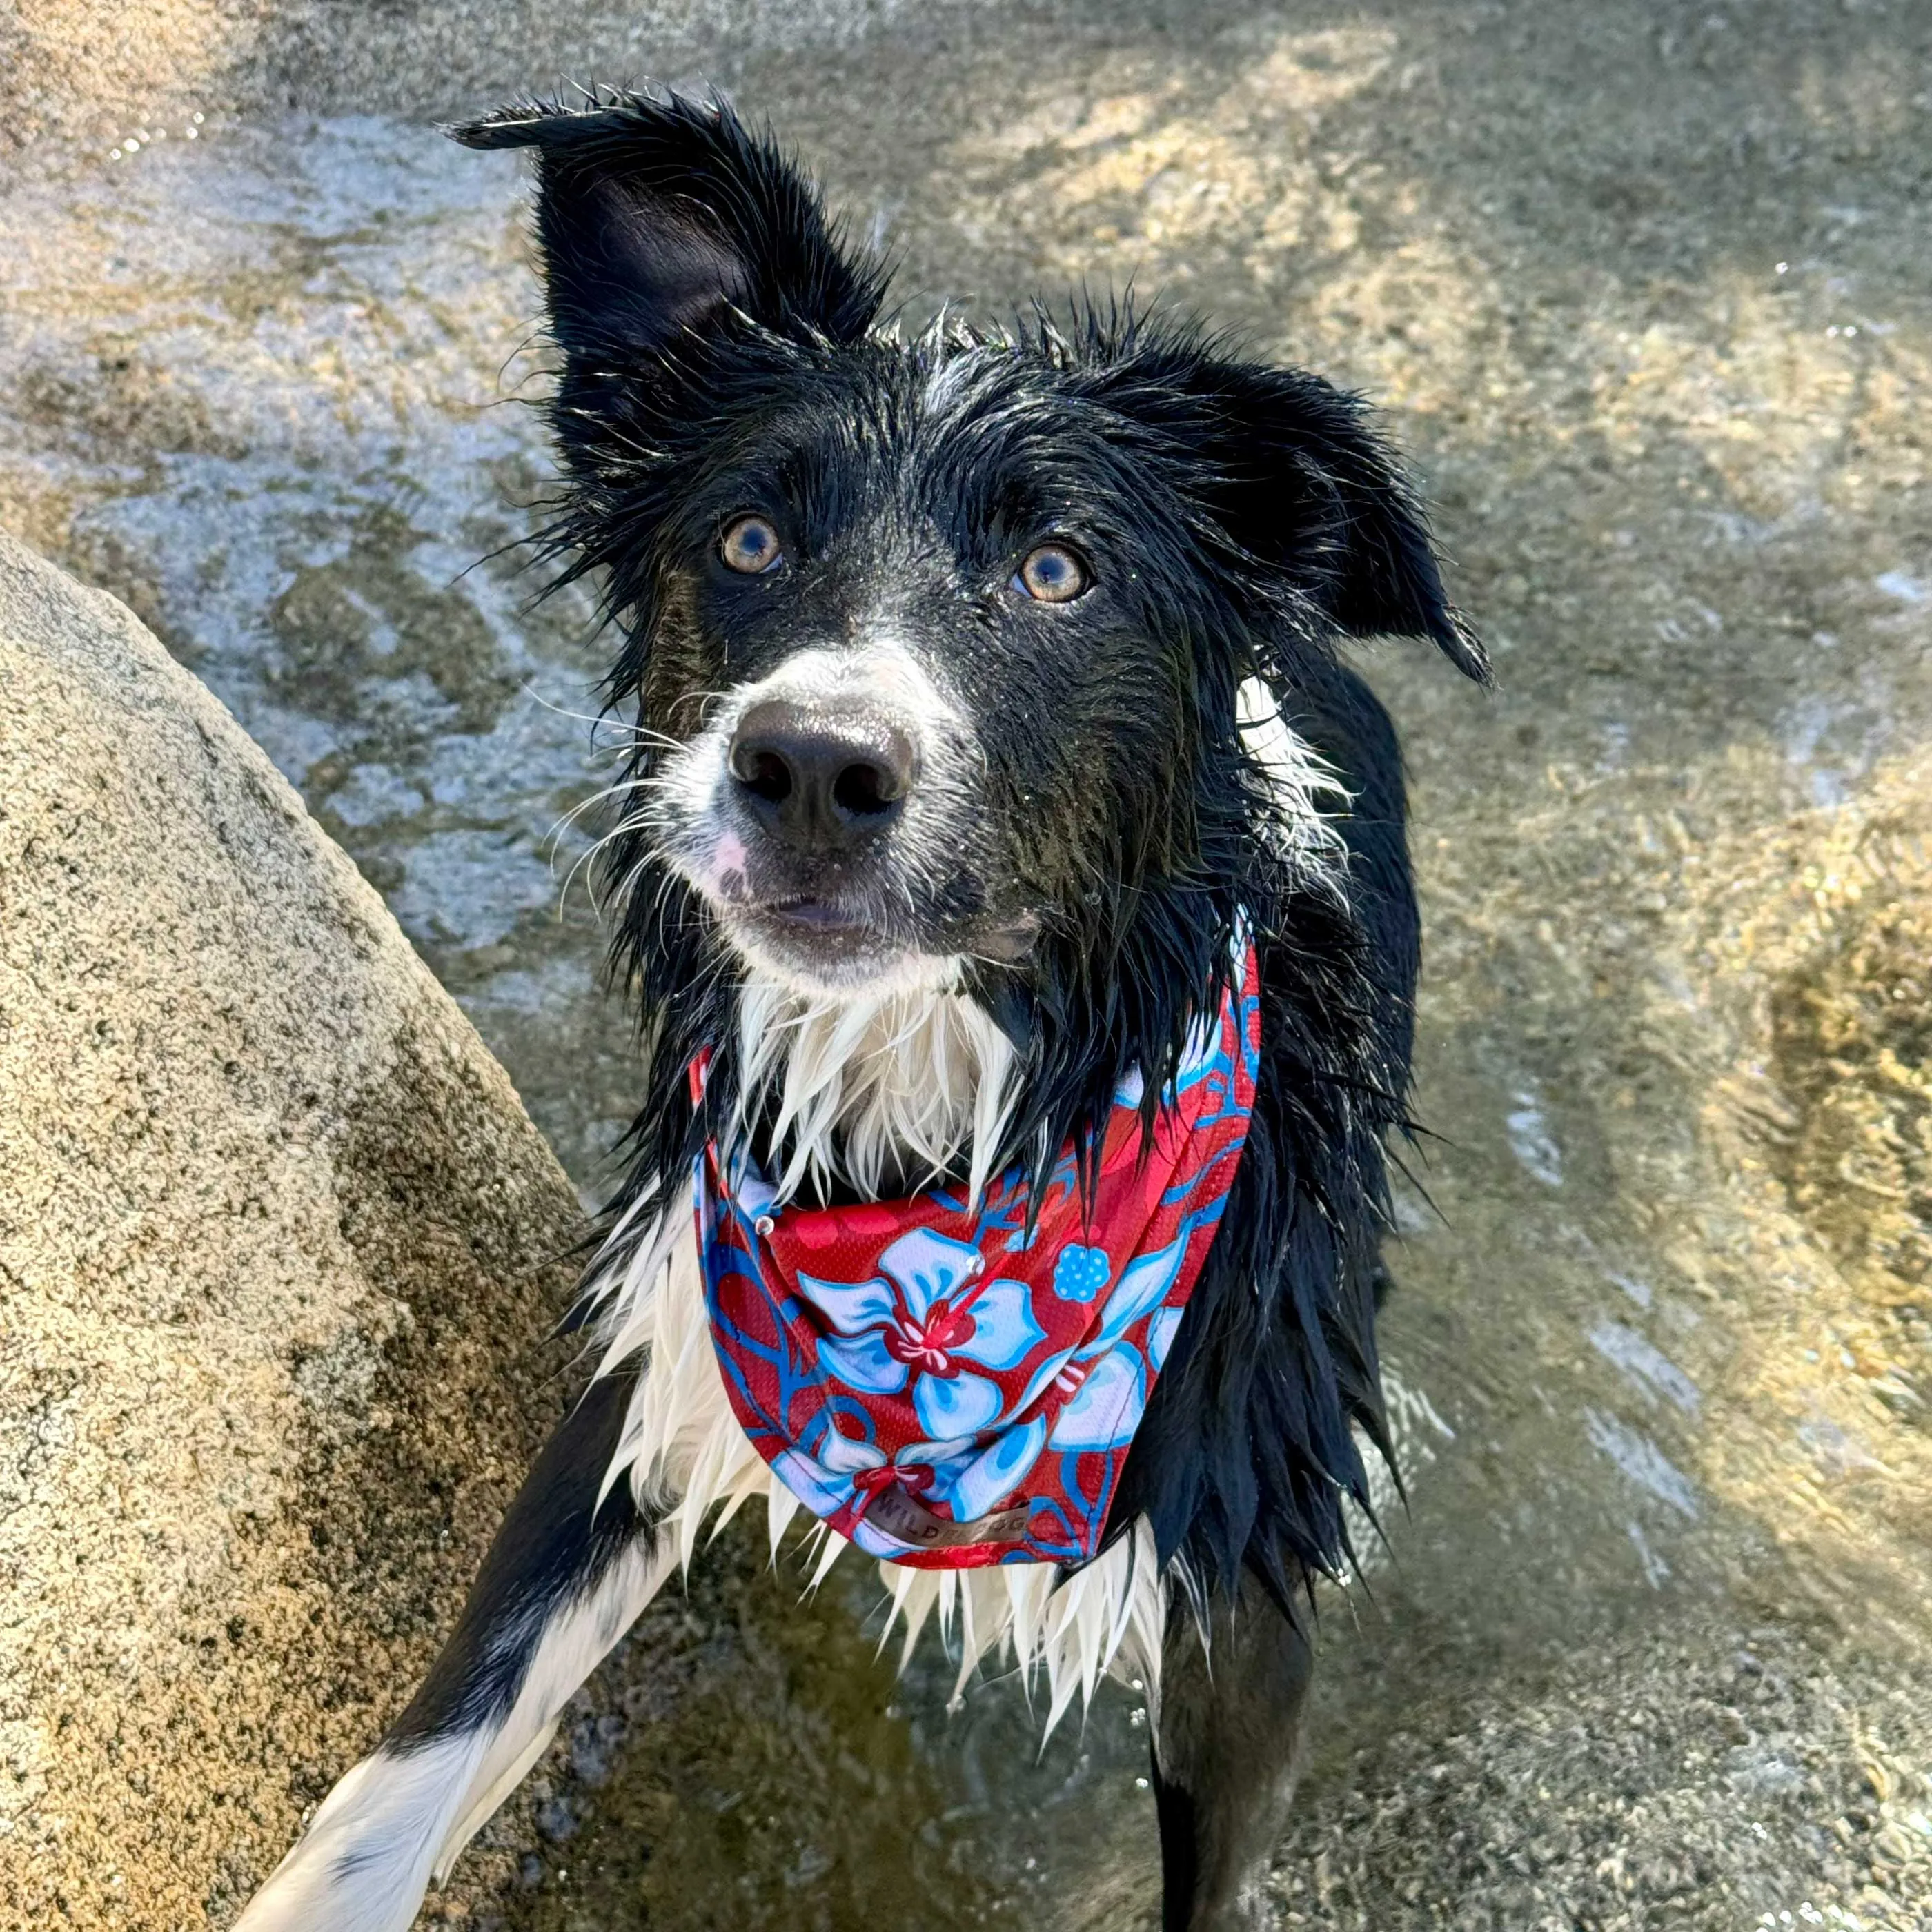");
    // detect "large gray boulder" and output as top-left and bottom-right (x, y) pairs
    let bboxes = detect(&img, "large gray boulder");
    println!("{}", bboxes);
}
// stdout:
(0, 531), (584, 1927)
